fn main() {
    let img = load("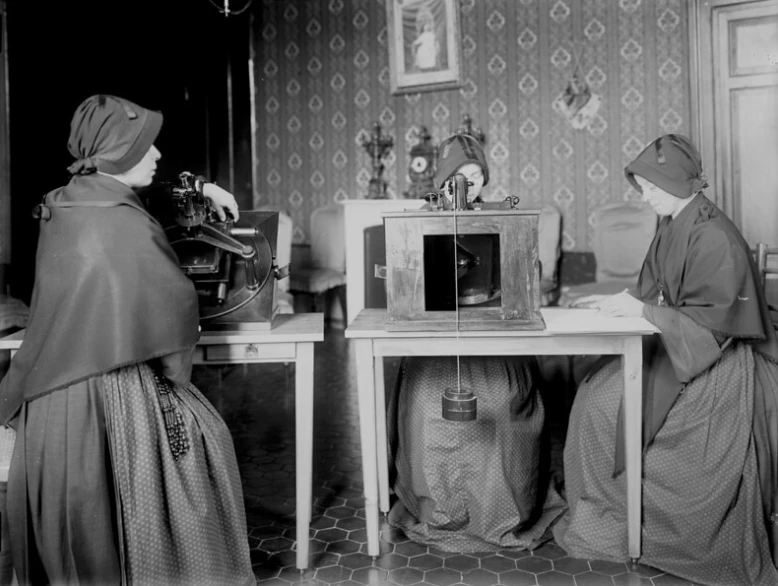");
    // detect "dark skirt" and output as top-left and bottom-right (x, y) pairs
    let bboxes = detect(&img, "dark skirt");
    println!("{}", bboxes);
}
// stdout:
(8, 362), (254, 586)
(388, 356), (566, 552)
